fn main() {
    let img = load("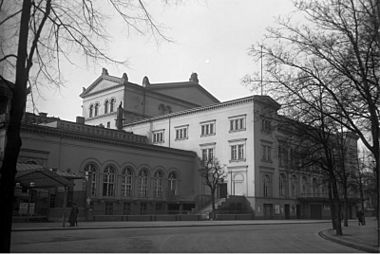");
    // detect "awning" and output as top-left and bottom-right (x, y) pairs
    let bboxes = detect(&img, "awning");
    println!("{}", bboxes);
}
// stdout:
(16, 164), (73, 188)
